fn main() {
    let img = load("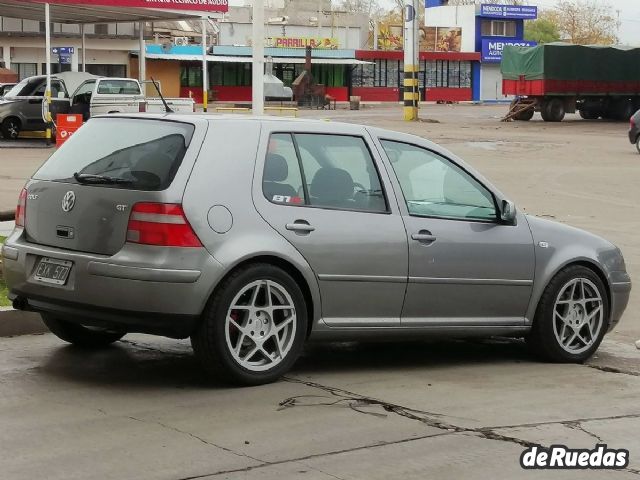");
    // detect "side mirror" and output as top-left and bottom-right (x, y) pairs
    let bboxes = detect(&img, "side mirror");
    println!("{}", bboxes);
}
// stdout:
(57, 91), (66, 99)
(500, 199), (517, 224)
